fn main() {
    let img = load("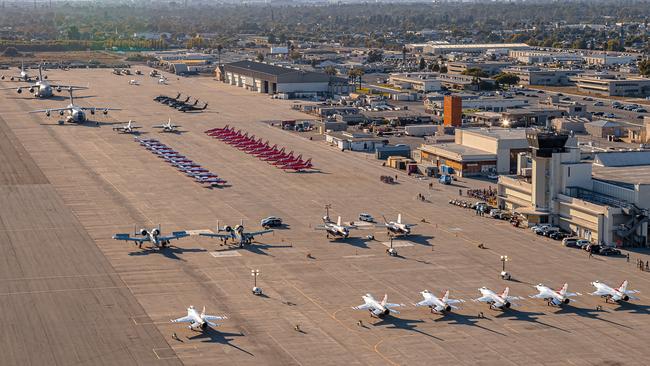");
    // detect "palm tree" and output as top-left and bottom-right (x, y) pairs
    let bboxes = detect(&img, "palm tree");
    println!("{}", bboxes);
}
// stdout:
(216, 44), (223, 65)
